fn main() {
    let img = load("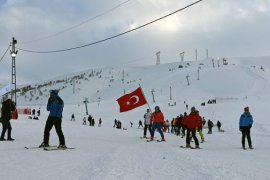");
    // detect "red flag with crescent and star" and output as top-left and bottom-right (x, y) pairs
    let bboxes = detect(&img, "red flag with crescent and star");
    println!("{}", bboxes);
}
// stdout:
(116, 87), (147, 112)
